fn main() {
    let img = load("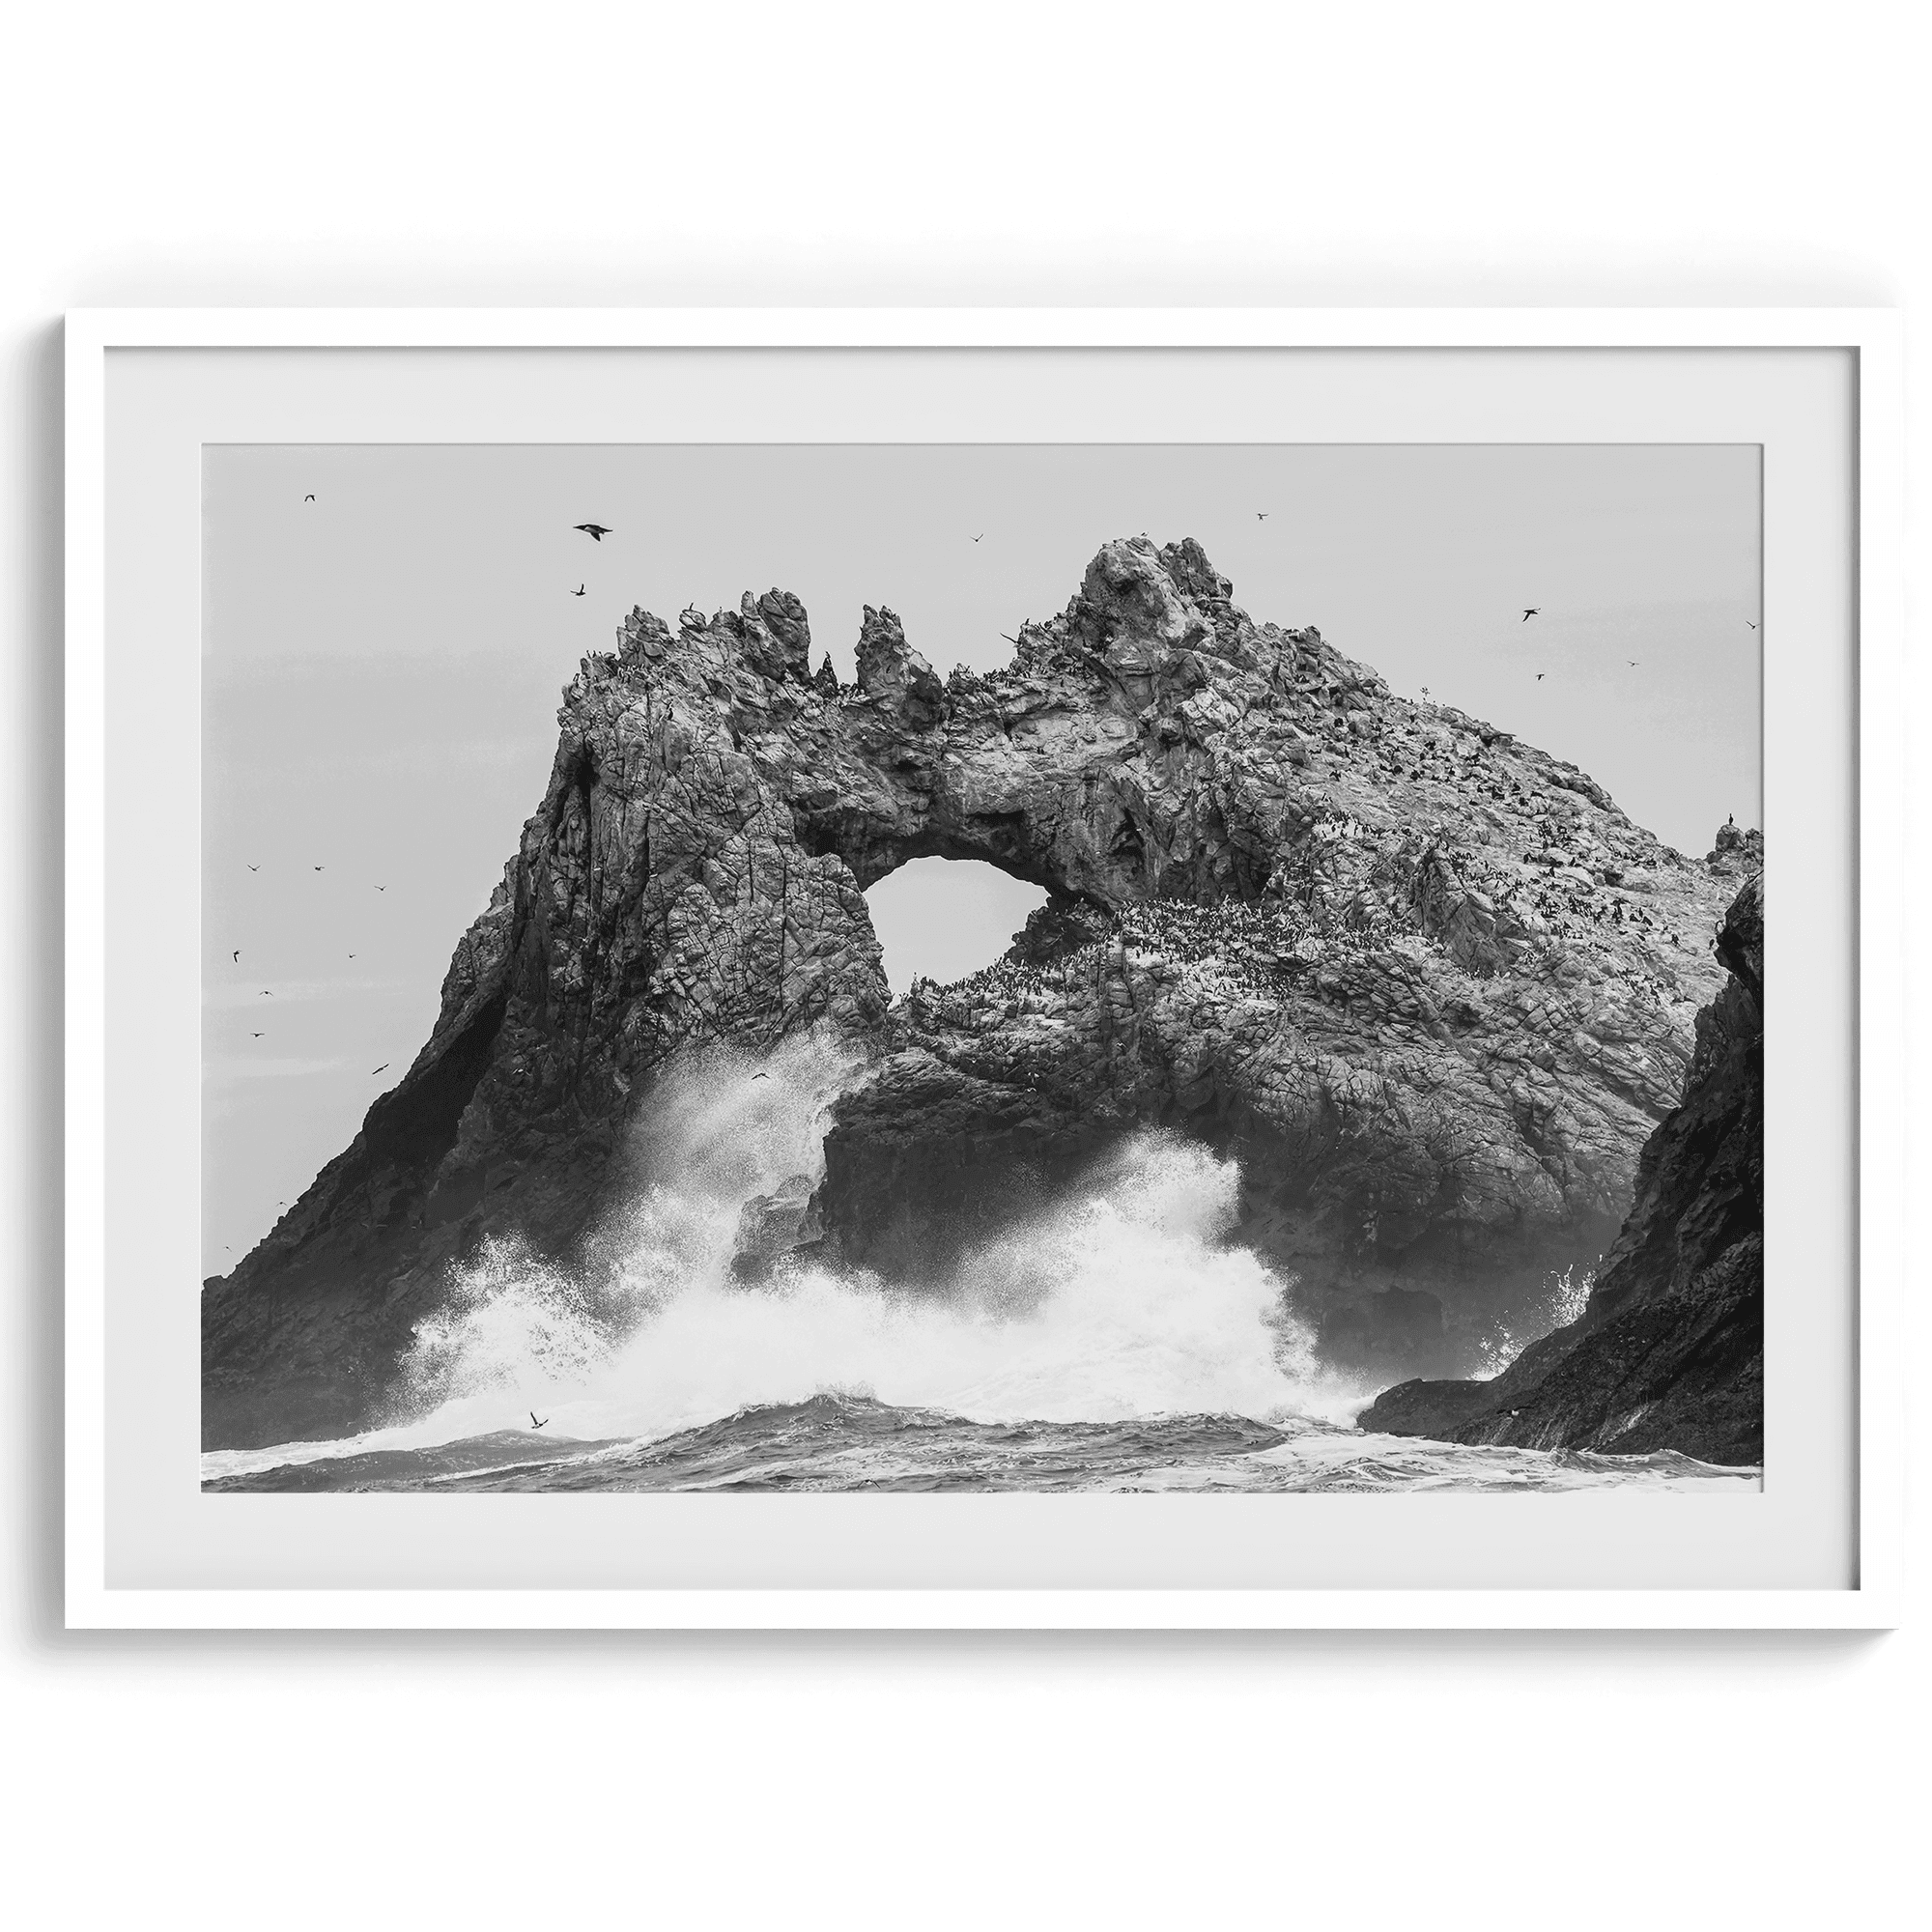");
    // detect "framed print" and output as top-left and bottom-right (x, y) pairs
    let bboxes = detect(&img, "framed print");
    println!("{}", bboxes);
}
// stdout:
(64, 308), (1903, 1629)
